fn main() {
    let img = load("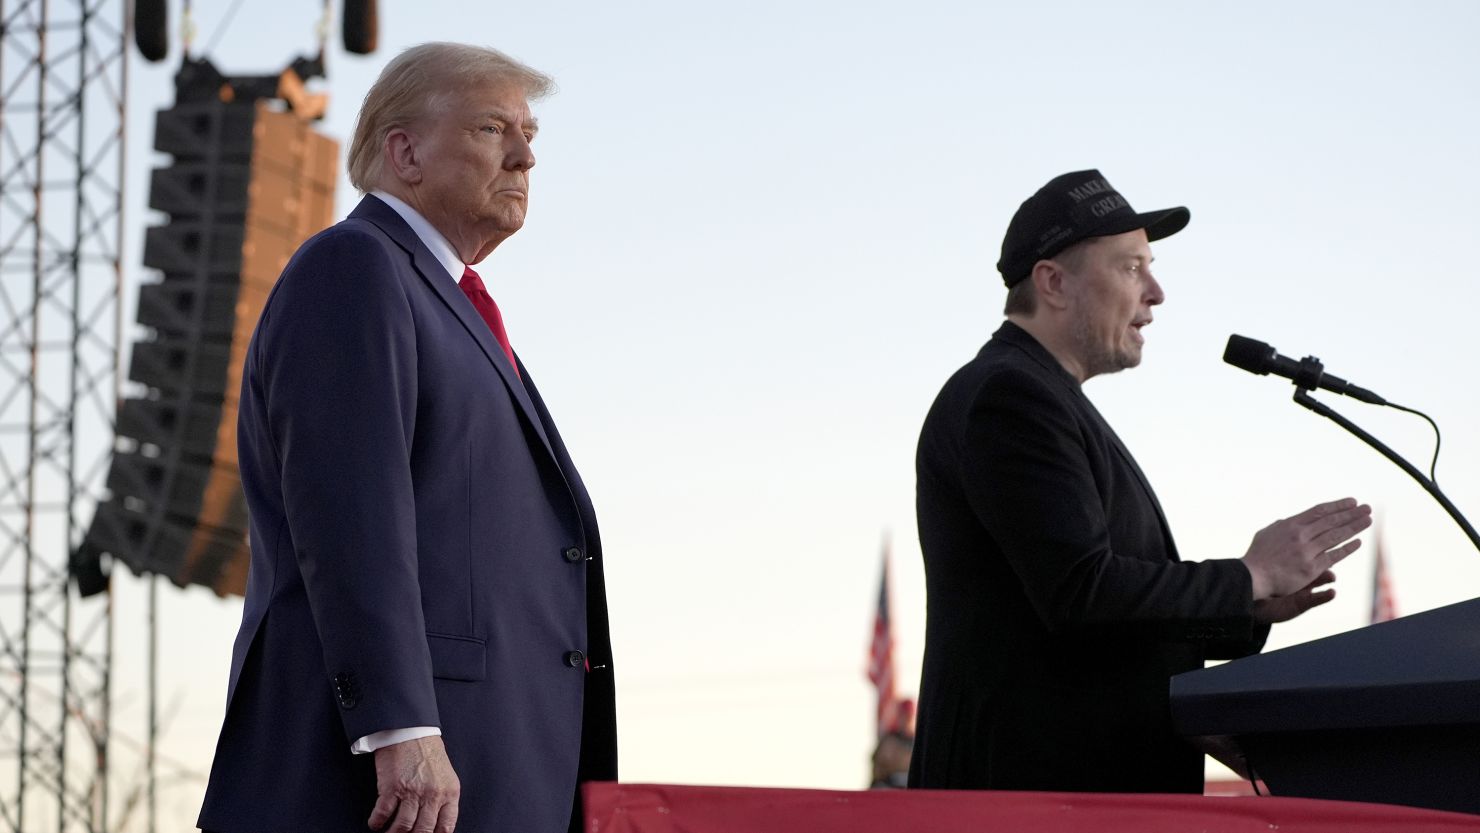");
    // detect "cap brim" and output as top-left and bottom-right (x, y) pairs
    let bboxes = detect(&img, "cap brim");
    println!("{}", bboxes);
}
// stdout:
(1139, 206), (1190, 242)
(1089, 206), (1190, 243)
